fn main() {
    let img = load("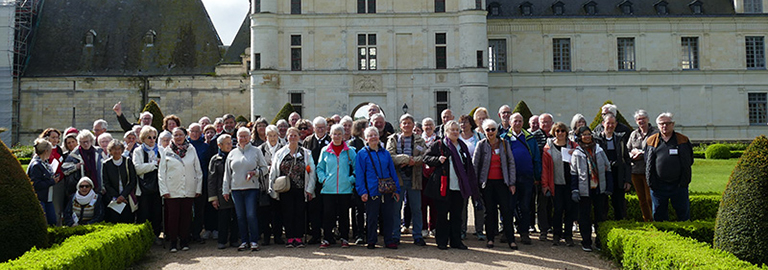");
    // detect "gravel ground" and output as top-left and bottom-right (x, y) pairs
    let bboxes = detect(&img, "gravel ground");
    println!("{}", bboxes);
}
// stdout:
(130, 230), (617, 270)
